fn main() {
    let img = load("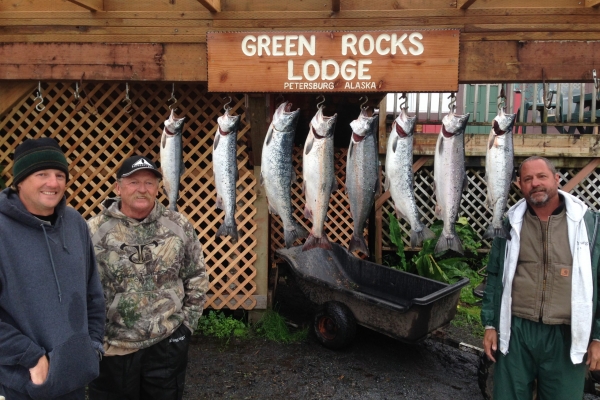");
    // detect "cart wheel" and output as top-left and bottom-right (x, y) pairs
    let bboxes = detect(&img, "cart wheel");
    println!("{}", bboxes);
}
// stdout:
(313, 301), (356, 349)
(477, 351), (494, 400)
